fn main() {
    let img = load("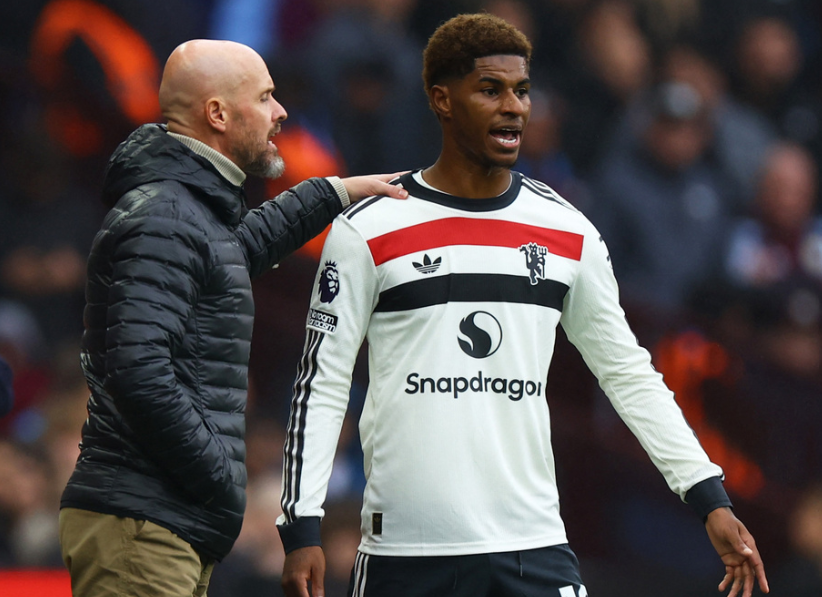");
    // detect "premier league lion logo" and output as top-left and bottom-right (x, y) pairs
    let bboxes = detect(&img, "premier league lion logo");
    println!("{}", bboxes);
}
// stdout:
(318, 261), (340, 303)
